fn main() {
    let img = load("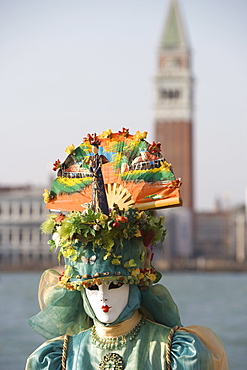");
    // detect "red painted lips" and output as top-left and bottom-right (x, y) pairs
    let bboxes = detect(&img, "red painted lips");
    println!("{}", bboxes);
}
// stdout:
(101, 305), (112, 313)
